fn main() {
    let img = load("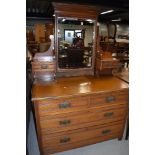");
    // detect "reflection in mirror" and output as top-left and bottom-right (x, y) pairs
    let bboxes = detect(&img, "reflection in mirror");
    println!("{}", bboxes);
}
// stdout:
(58, 17), (95, 69)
